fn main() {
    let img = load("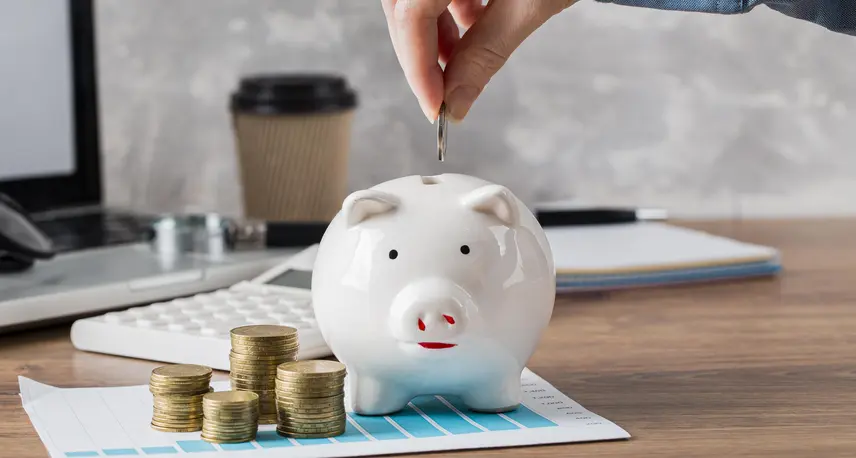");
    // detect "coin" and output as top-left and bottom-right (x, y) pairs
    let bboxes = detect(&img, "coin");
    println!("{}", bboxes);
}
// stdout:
(275, 427), (346, 439)
(200, 391), (259, 444)
(204, 391), (259, 405)
(276, 360), (346, 378)
(228, 325), (299, 424)
(230, 325), (298, 341)
(273, 359), (347, 438)
(151, 364), (212, 380)
(437, 101), (447, 161)
(151, 423), (204, 433)
(149, 364), (213, 433)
